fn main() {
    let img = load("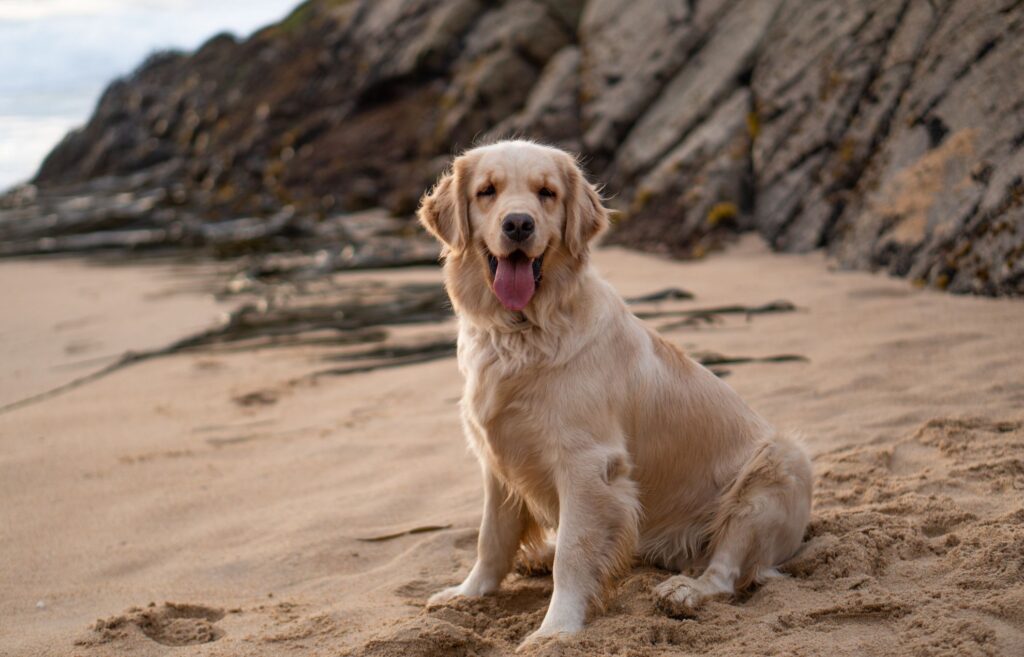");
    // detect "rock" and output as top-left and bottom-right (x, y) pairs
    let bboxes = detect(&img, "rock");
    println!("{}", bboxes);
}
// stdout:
(610, 88), (753, 257)
(437, 0), (572, 149)
(610, 0), (780, 182)
(3, 0), (1023, 296)
(578, 0), (699, 159)
(749, 0), (924, 251)
(487, 46), (582, 151)
(774, 0), (939, 252)
(830, 0), (1024, 295)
